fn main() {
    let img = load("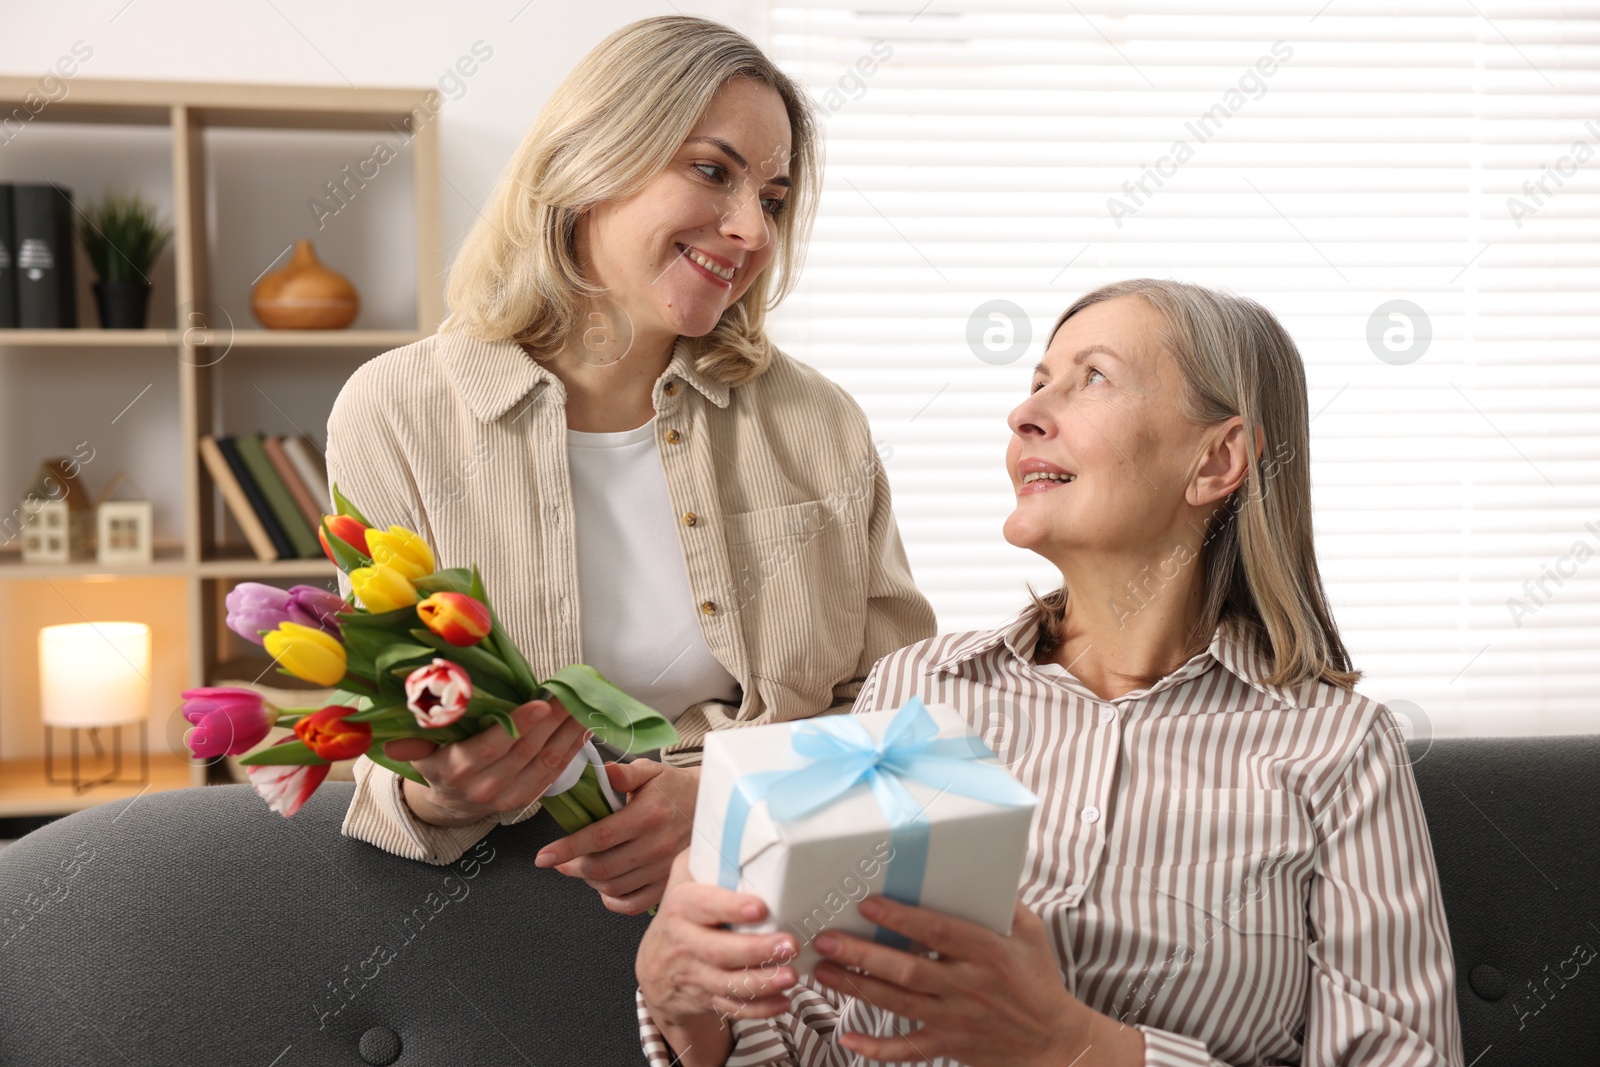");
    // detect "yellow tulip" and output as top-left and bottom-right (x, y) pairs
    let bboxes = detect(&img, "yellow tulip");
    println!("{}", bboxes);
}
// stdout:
(349, 562), (420, 614)
(264, 622), (347, 686)
(365, 526), (435, 580)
